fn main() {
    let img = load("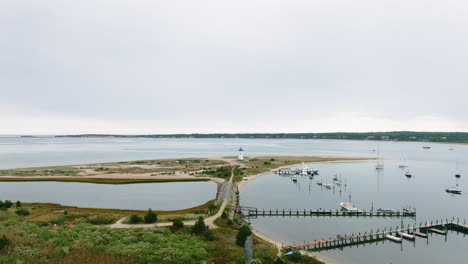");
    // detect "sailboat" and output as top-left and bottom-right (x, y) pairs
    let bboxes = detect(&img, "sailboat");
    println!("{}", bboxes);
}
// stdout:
(398, 157), (408, 168)
(375, 145), (384, 170)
